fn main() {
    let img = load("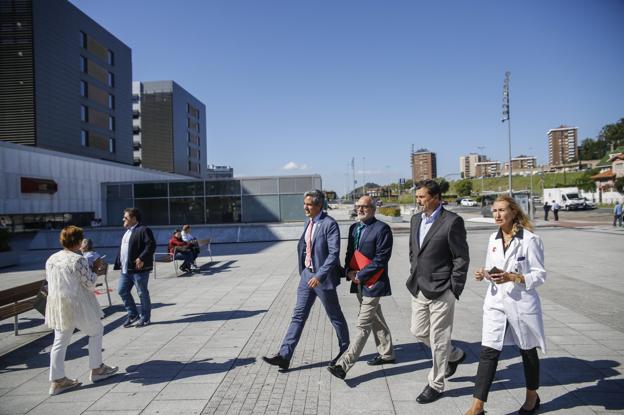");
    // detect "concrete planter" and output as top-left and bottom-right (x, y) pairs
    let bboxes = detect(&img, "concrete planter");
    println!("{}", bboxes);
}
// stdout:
(0, 250), (19, 268)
